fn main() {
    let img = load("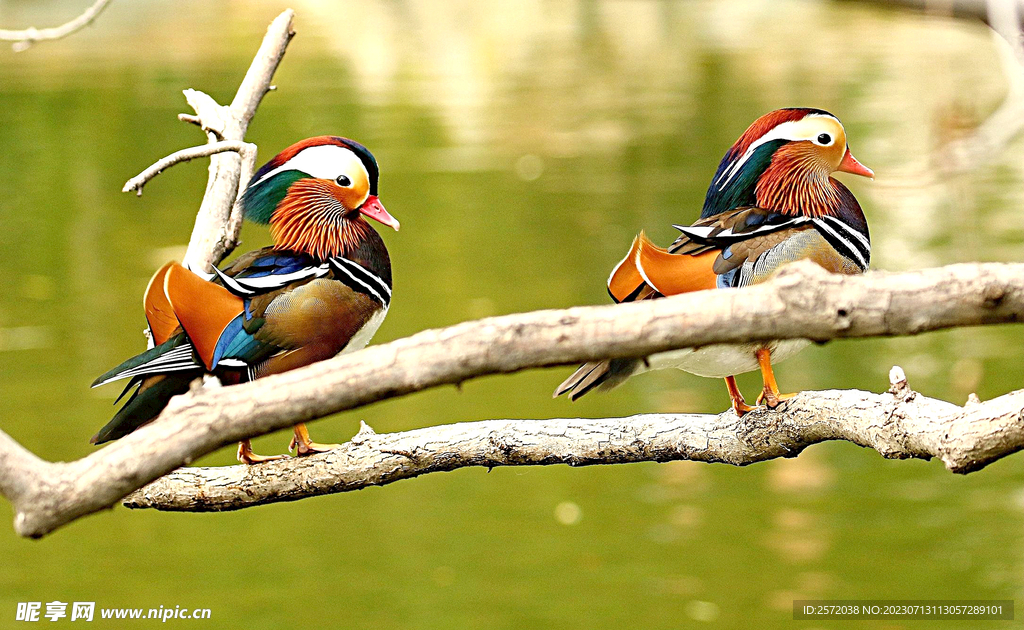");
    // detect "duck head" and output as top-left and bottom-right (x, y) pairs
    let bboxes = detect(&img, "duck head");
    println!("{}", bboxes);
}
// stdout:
(240, 136), (399, 259)
(701, 108), (873, 219)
